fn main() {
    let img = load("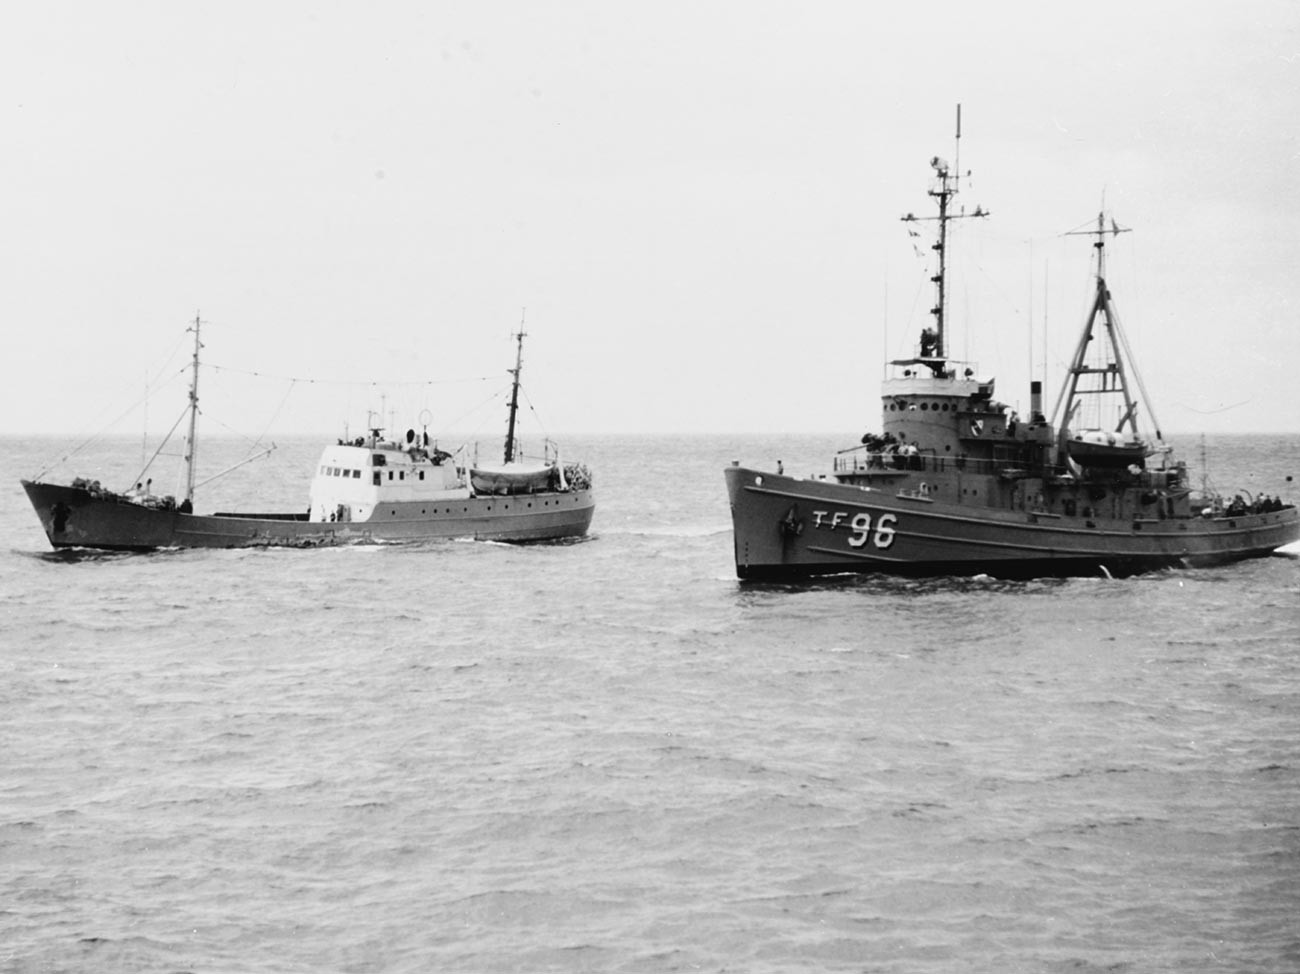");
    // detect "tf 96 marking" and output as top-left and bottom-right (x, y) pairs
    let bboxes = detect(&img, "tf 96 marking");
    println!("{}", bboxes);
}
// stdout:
(812, 510), (899, 549)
